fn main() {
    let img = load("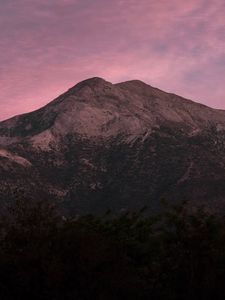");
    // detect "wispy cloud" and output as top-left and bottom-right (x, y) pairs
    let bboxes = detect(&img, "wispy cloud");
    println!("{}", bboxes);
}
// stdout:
(0, 0), (224, 120)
